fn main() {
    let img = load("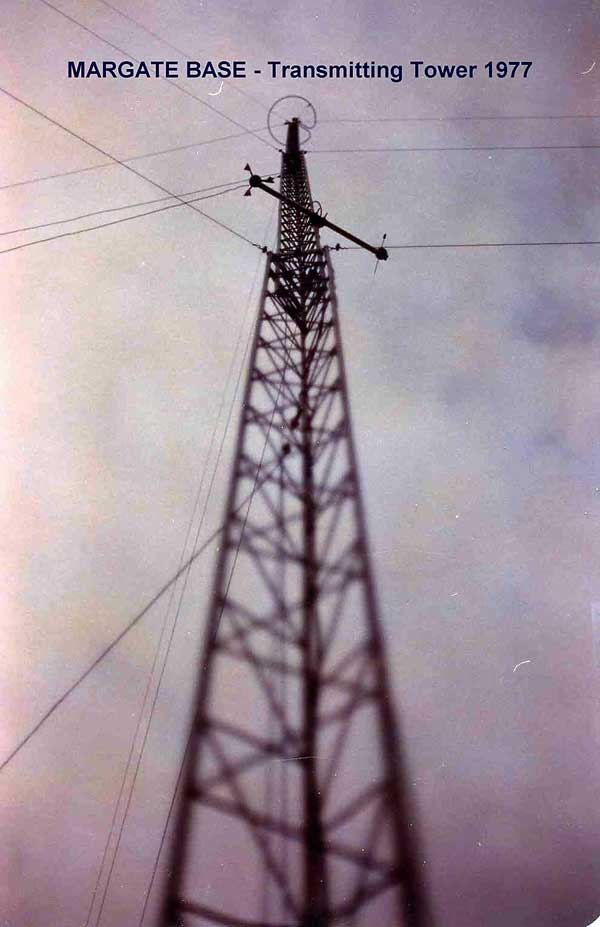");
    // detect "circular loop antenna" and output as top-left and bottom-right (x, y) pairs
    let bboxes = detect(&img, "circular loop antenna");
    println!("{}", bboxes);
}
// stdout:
(267, 95), (317, 146)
